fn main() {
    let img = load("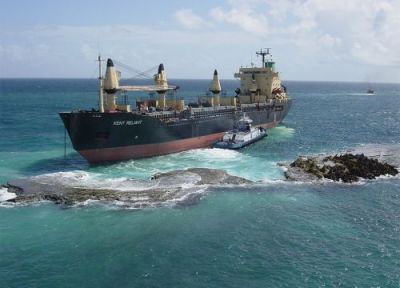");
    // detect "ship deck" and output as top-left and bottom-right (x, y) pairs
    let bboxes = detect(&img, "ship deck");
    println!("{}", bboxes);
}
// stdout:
(64, 99), (290, 122)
